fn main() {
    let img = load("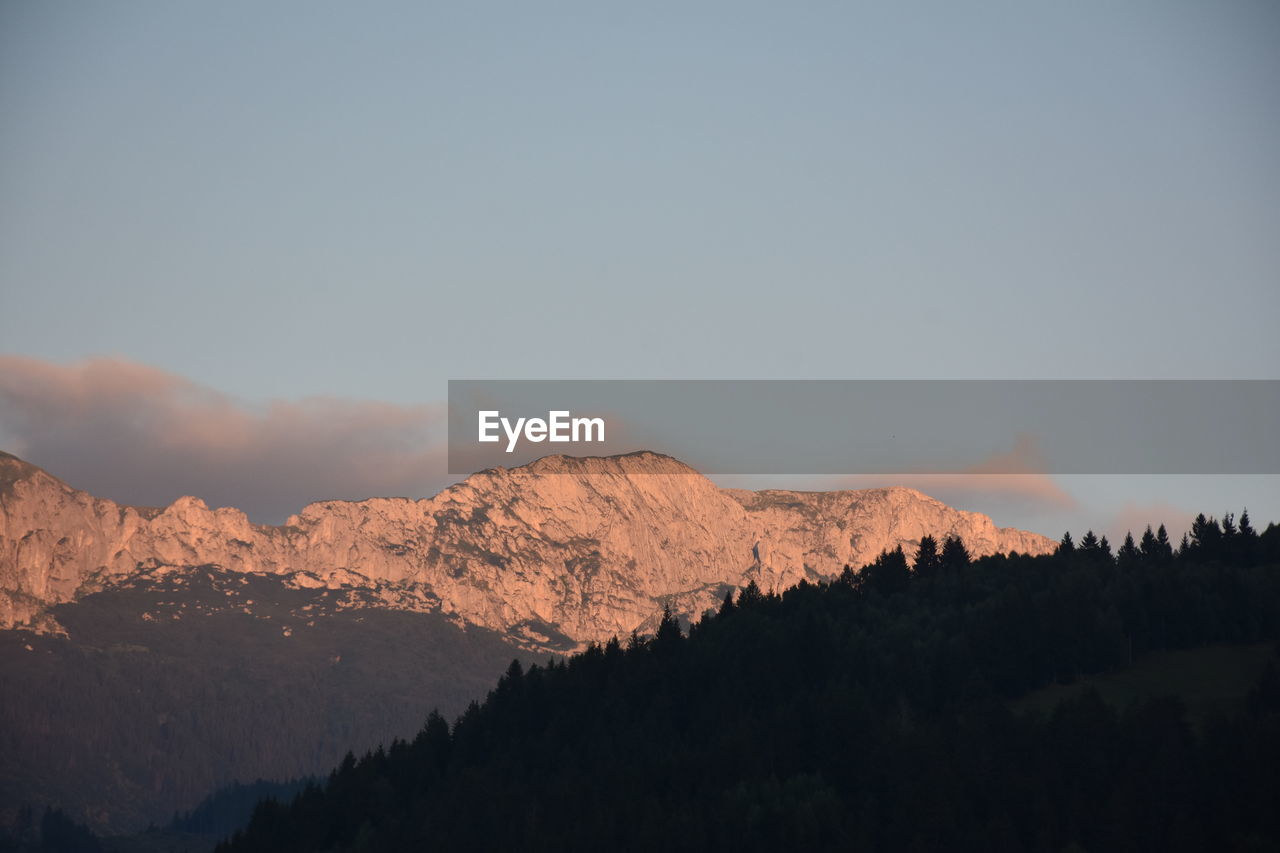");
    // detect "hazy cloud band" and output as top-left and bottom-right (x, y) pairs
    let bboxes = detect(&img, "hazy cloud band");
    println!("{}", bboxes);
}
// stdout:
(0, 356), (449, 523)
